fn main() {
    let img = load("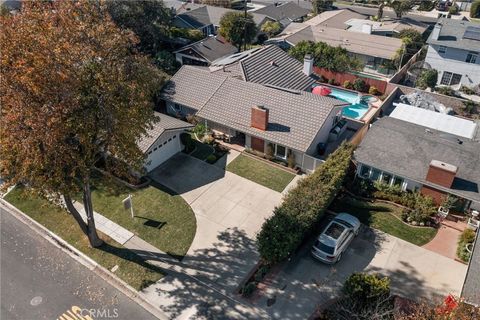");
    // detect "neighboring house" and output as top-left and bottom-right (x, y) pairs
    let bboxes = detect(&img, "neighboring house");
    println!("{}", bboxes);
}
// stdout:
(138, 112), (193, 171)
(160, 65), (348, 172)
(280, 25), (404, 78)
(354, 116), (480, 211)
(425, 19), (480, 87)
(164, 0), (203, 14)
(251, 2), (310, 27)
(210, 44), (317, 91)
(173, 5), (272, 37)
(174, 35), (237, 66)
(462, 229), (480, 307)
(345, 18), (428, 37)
(303, 9), (367, 30)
